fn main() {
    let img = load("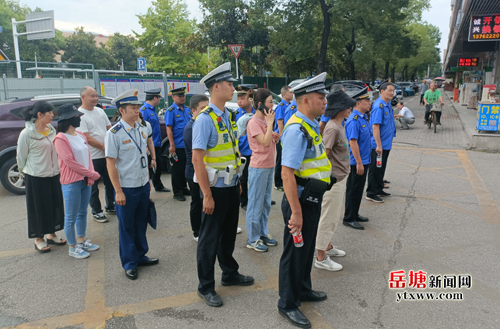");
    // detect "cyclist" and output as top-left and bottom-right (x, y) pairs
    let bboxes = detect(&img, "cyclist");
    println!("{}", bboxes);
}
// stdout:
(423, 82), (445, 125)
